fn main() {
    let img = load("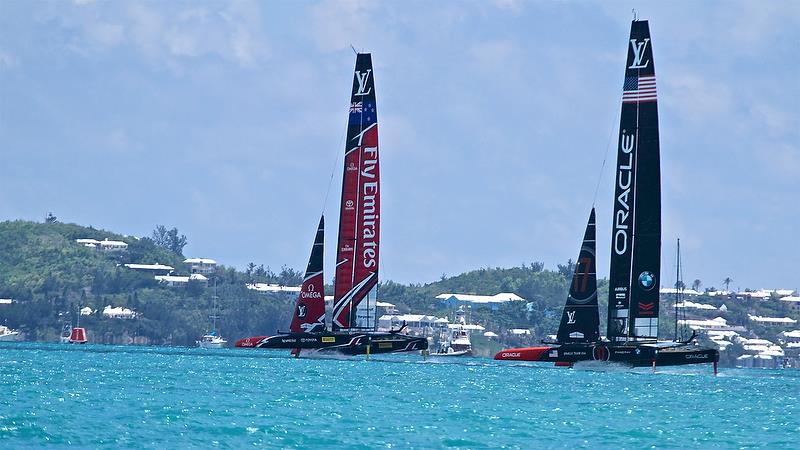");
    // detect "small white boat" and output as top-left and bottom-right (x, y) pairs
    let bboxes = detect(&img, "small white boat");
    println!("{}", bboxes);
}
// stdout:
(197, 280), (226, 349)
(197, 330), (227, 349)
(432, 307), (473, 357)
(0, 325), (20, 342)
